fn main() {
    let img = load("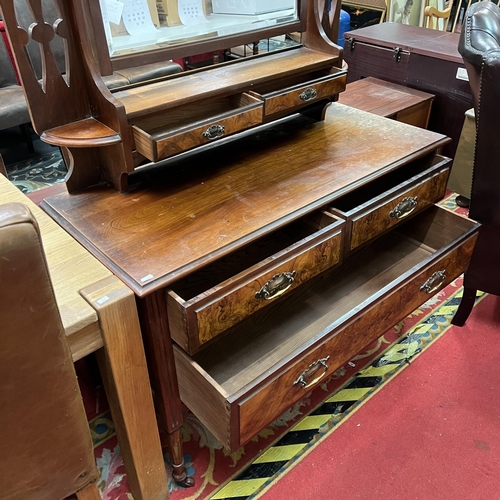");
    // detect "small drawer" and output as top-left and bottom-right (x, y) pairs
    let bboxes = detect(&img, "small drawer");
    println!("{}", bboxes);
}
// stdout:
(173, 206), (479, 451)
(167, 211), (345, 355)
(131, 92), (263, 161)
(330, 154), (451, 252)
(253, 68), (347, 118)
